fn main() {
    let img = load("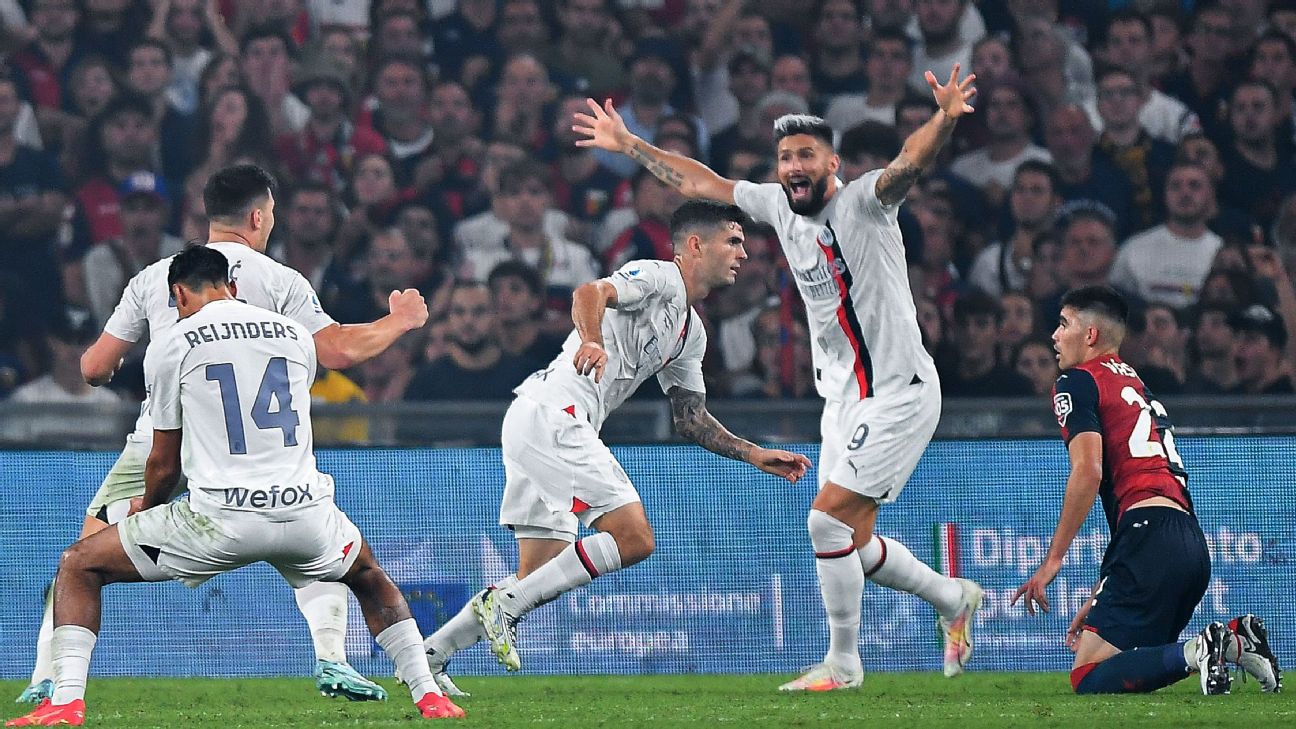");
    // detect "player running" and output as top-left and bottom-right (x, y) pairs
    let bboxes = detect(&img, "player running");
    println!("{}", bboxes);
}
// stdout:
(1013, 286), (1282, 695)
(17, 165), (425, 705)
(574, 66), (984, 690)
(418, 200), (811, 682)
(7, 246), (463, 727)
